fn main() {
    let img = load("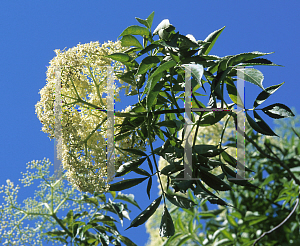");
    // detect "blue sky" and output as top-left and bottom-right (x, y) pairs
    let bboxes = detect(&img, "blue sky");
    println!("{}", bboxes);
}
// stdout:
(1, 1), (300, 245)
